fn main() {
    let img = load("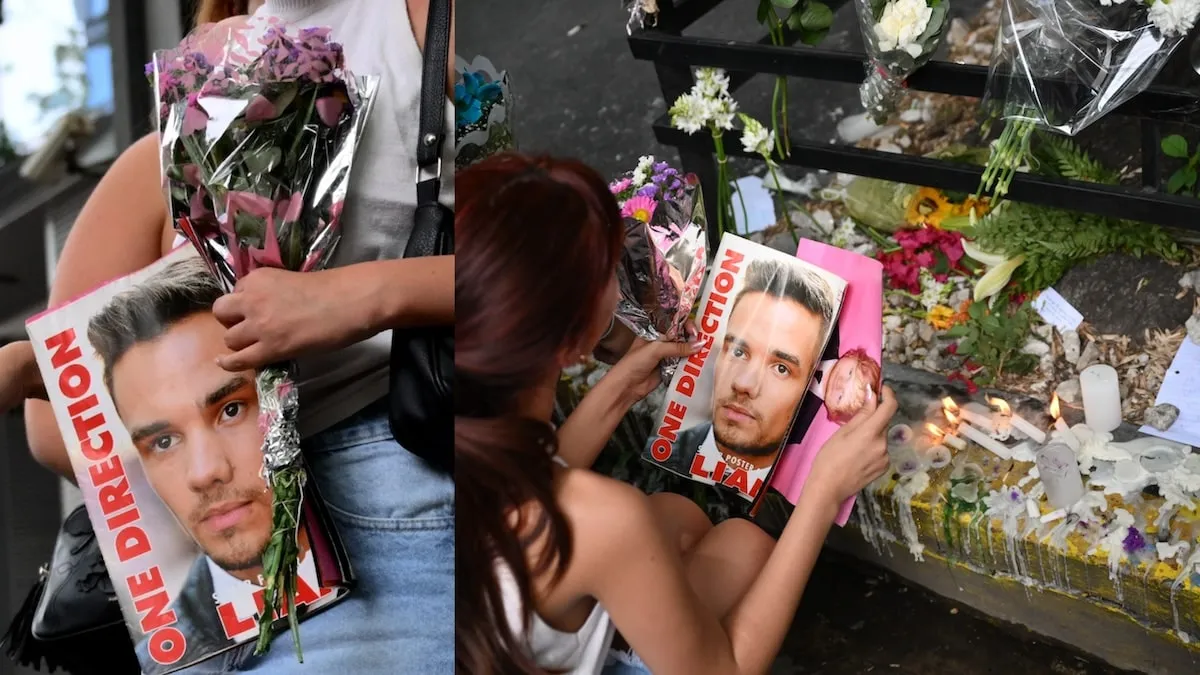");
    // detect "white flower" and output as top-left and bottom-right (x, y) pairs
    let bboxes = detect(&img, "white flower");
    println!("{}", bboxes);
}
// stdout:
(669, 92), (707, 134)
(874, 0), (933, 58)
(737, 113), (774, 156)
(669, 67), (738, 133)
(632, 154), (655, 185)
(918, 267), (950, 311)
(1148, 0), (1200, 37)
(695, 67), (731, 99)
